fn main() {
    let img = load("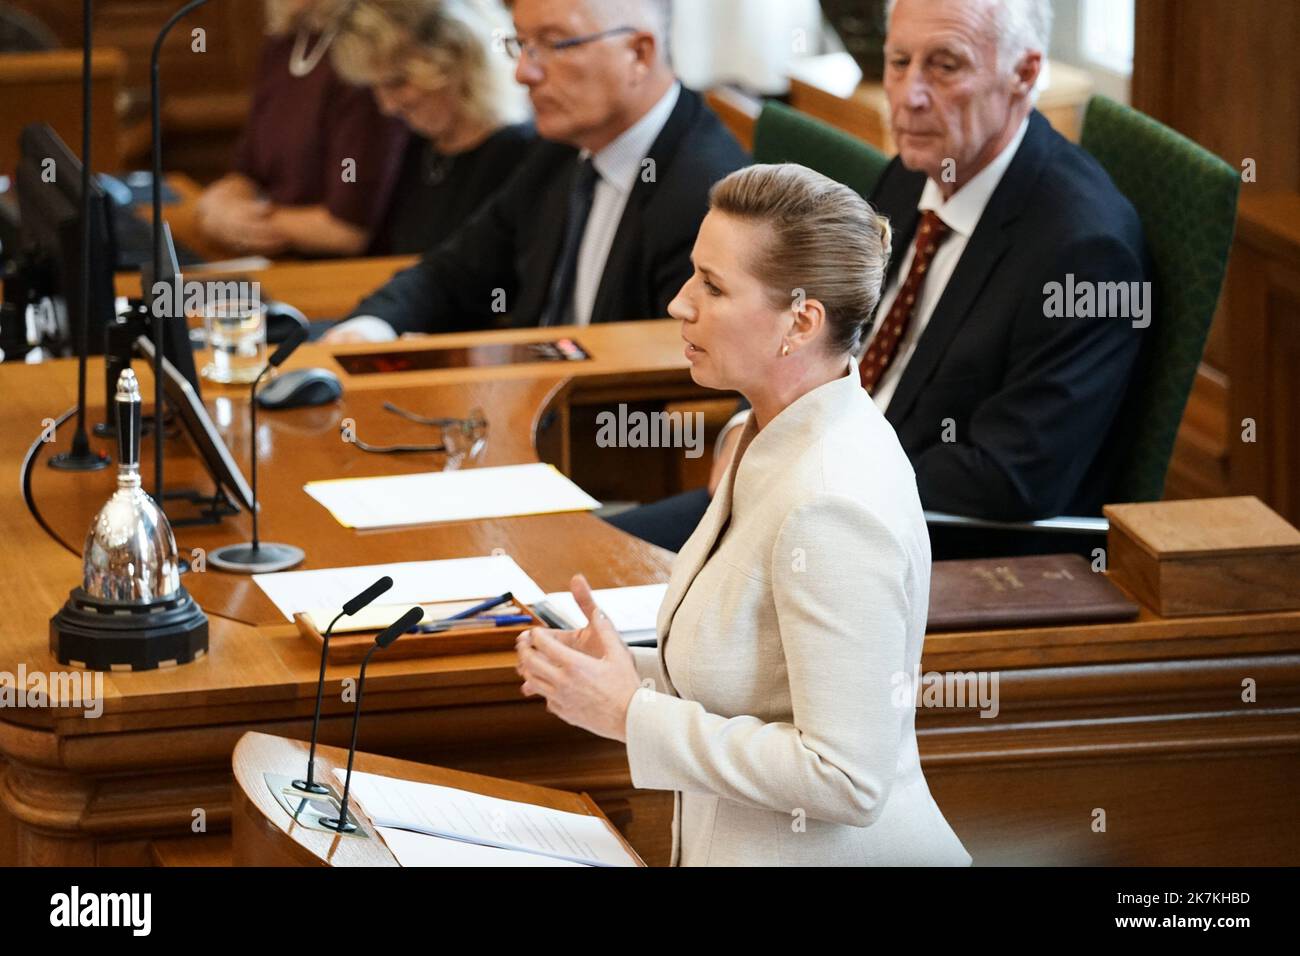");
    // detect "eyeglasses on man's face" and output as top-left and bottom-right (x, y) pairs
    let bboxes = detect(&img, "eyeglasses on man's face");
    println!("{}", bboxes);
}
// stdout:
(500, 26), (638, 64)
